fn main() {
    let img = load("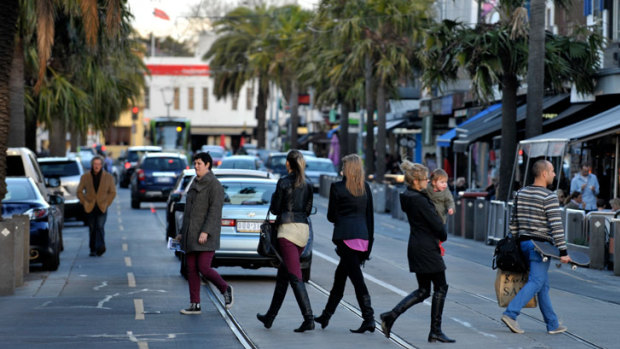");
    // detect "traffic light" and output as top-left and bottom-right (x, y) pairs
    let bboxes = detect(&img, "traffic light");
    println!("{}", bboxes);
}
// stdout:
(131, 106), (139, 120)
